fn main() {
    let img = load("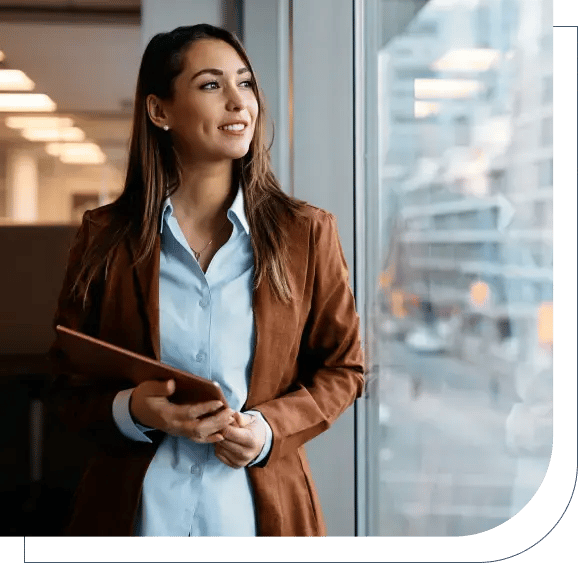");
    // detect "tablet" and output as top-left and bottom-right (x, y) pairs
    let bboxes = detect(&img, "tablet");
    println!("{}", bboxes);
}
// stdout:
(55, 325), (228, 407)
